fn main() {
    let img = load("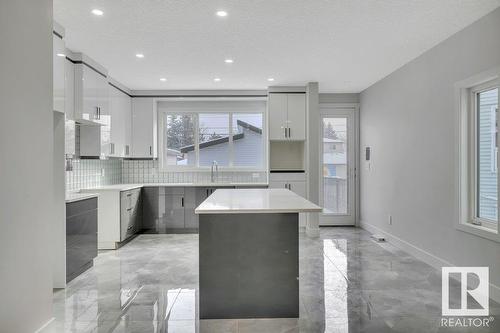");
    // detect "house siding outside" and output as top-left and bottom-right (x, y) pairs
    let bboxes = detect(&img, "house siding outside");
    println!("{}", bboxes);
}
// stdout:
(478, 88), (498, 220)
